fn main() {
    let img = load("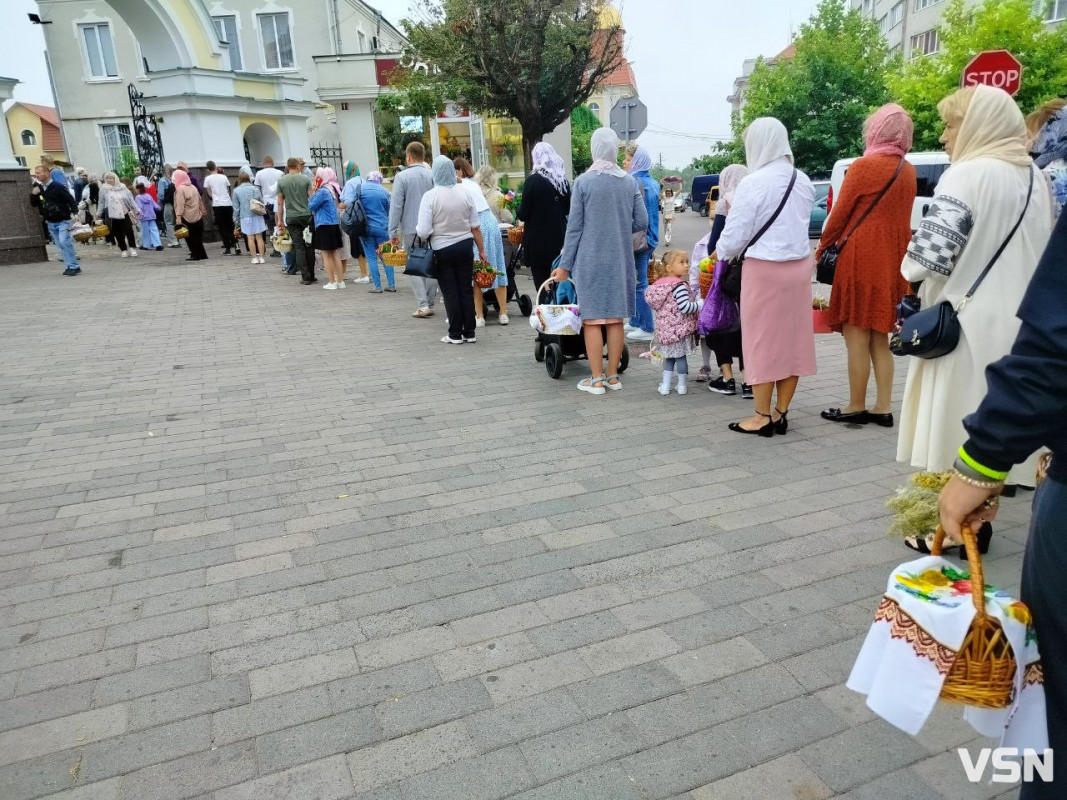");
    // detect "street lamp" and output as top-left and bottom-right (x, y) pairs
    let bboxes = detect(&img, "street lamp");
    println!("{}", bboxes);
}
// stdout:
(27, 13), (52, 25)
